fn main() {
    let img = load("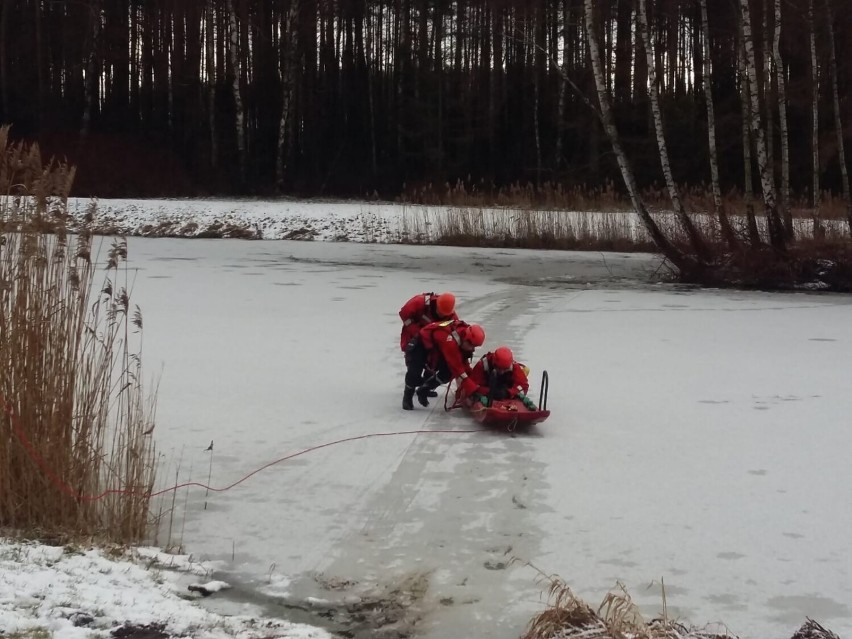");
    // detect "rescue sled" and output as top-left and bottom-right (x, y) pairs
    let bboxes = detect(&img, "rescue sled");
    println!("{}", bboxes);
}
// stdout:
(450, 371), (551, 429)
